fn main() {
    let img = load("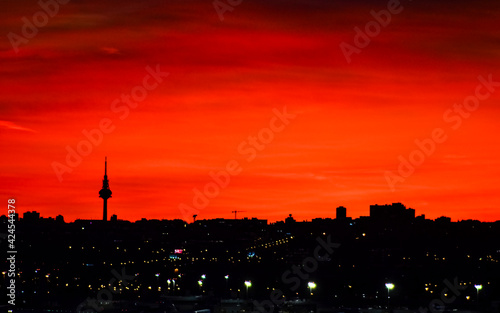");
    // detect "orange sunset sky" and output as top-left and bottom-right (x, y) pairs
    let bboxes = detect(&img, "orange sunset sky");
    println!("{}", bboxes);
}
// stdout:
(1, 0), (499, 222)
